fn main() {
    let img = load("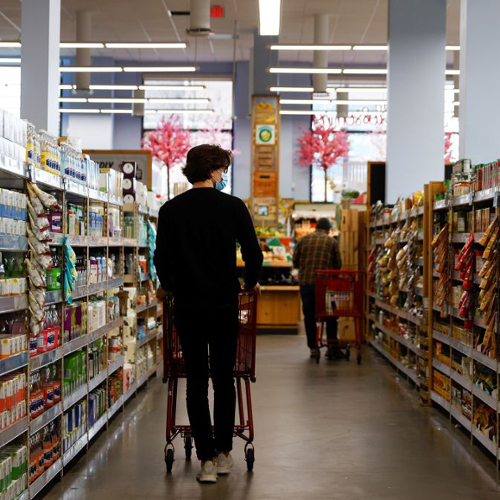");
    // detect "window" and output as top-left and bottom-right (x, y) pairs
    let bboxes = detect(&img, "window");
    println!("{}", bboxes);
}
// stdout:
(0, 67), (21, 117)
